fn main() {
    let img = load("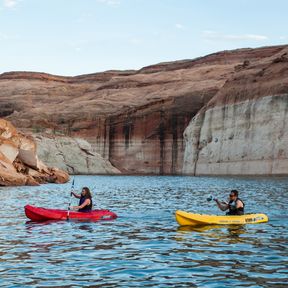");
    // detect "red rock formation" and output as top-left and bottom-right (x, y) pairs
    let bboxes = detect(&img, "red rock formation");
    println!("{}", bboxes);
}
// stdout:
(0, 119), (69, 186)
(0, 45), (287, 174)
